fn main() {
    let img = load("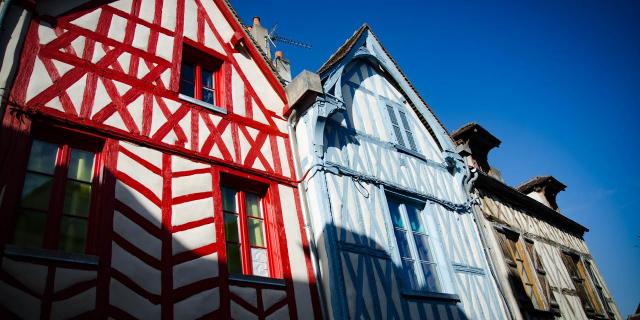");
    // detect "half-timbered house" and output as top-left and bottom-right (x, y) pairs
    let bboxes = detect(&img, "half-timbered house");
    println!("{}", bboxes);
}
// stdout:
(0, 1), (320, 319)
(285, 24), (511, 319)
(452, 123), (622, 320)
